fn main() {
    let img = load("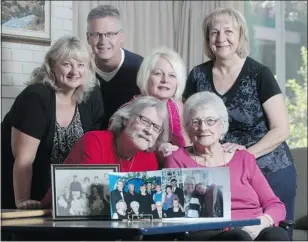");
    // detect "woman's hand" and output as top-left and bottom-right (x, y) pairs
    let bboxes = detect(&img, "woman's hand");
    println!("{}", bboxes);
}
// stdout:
(242, 214), (274, 239)
(179, 203), (184, 212)
(158, 143), (179, 157)
(222, 142), (246, 153)
(16, 200), (43, 209)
